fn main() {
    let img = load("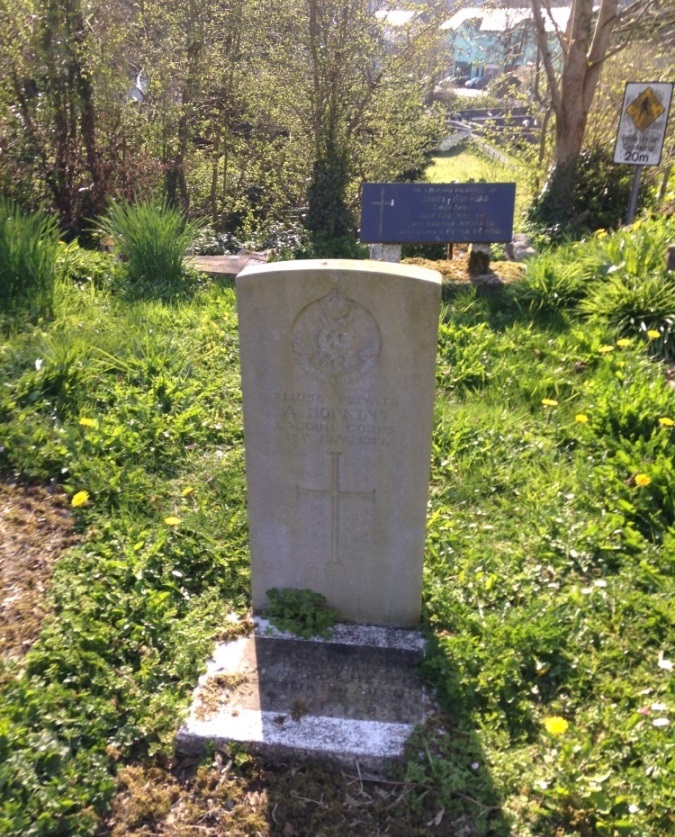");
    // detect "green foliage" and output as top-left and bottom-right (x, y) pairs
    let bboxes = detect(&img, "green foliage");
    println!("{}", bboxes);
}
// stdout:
(576, 219), (675, 358)
(305, 234), (368, 260)
(0, 197), (60, 325)
(580, 273), (675, 353)
(306, 128), (354, 243)
(2, 221), (675, 834)
(56, 241), (117, 289)
(97, 201), (201, 297)
(0, 0), (444, 245)
(517, 245), (595, 311)
(265, 588), (336, 639)
(528, 145), (643, 241)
